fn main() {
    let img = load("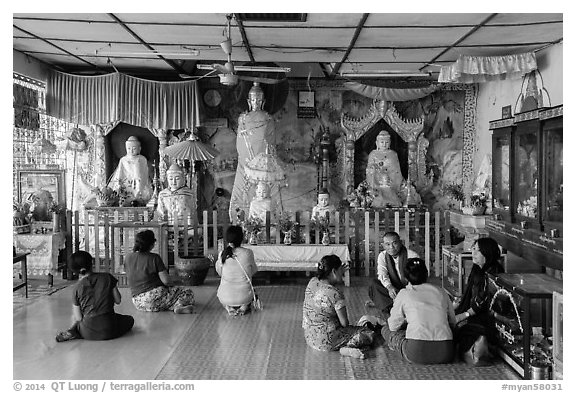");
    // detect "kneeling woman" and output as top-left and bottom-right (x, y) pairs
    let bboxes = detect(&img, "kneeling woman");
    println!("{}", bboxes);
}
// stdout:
(125, 230), (195, 313)
(302, 255), (374, 359)
(381, 258), (456, 364)
(216, 225), (258, 316)
(56, 251), (134, 342)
